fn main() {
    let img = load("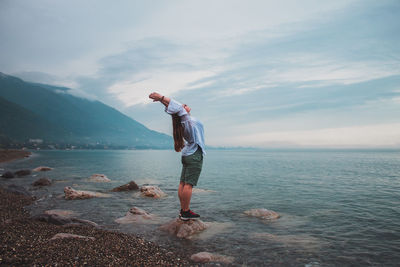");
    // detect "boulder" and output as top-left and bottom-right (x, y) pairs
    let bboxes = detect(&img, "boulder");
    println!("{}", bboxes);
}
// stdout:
(244, 208), (280, 220)
(159, 218), (208, 239)
(115, 207), (155, 224)
(111, 181), (139, 192)
(64, 186), (110, 200)
(14, 169), (31, 177)
(140, 185), (167, 198)
(1, 171), (14, 179)
(190, 252), (234, 264)
(89, 173), (110, 182)
(32, 177), (52, 186)
(50, 233), (95, 241)
(33, 166), (53, 172)
(33, 213), (98, 227)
